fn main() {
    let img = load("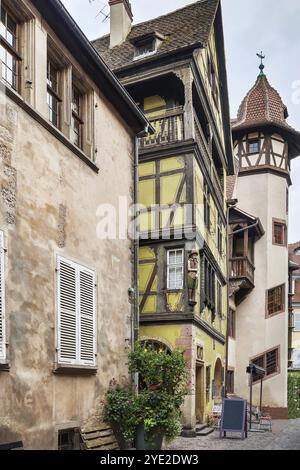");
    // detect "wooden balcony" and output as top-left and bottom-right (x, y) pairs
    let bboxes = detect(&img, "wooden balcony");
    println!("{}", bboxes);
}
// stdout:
(139, 109), (184, 148)
(230, 256), (255, 286)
